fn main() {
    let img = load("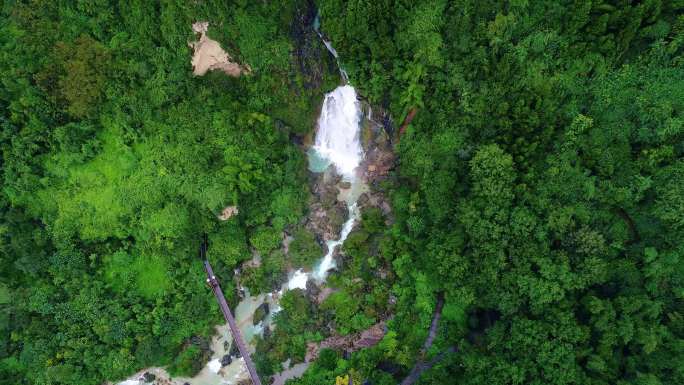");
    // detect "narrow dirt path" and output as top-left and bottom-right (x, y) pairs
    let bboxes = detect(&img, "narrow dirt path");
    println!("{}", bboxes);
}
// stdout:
(400, 292), (457, 385)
